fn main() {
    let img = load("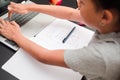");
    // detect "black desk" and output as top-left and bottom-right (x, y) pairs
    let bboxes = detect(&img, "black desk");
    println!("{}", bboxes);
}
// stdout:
(0, 0), (77, 80)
